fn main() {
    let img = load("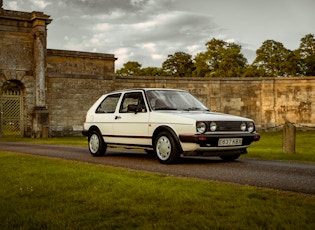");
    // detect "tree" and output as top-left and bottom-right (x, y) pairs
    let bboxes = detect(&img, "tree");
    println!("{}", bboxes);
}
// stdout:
(242, 64), (265, 78)
(193, 52), (209, 77)
(116, 61), (142, 76)
(139, 67), (163, 76)
(193, 38), (247, 77)
(162, 51), (195, 77)
(295, 34), (315, 76)
(252, 40), (298, 77)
